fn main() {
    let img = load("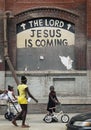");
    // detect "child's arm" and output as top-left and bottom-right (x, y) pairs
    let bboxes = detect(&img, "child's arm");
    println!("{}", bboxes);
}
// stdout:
(12, 91), (17, 100)
(25, 87), (38, 103)
(55, 93), (60, 104)
(0, 90), (8, 95)
(50, 92), (60, 104)
(49, 93), (56, 103)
